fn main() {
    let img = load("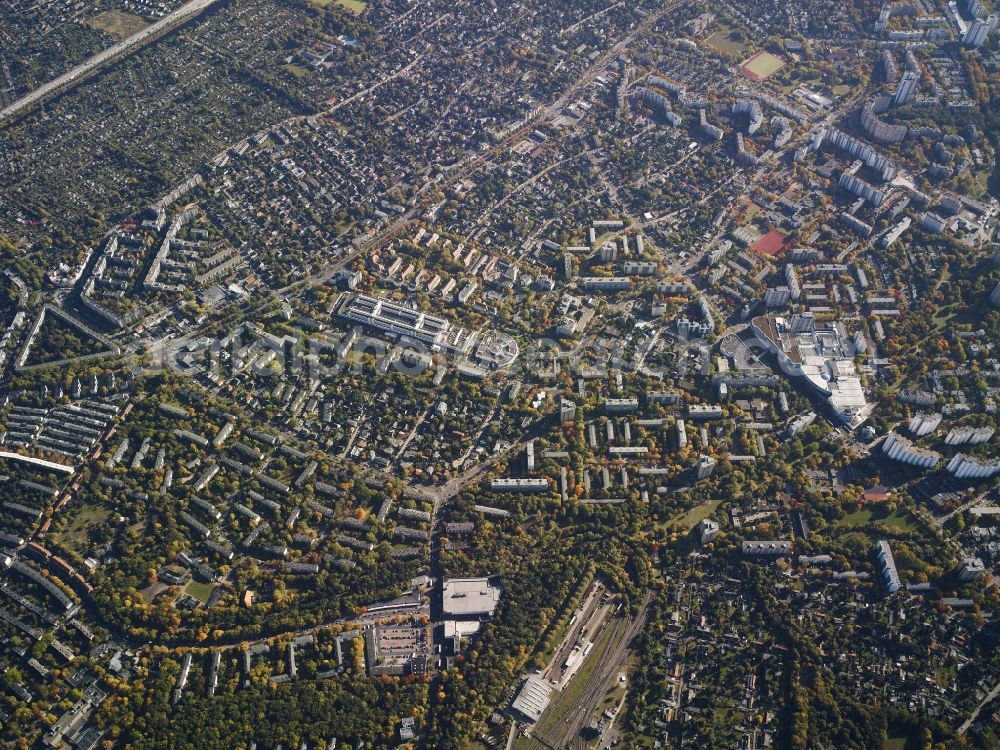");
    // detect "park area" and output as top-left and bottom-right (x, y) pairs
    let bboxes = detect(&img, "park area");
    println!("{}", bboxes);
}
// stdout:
(311, 0), (368, 11)
(87, 10), (150, 39)
(741, 51), (786, 81)
(705, 24), (749, 57)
